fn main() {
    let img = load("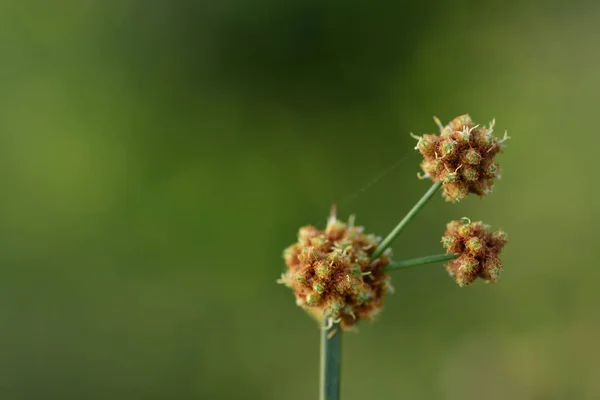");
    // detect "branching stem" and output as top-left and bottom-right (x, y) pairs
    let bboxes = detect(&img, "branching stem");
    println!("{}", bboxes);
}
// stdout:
(384, 253), (458, 272)
(371, 181), (442, 260)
